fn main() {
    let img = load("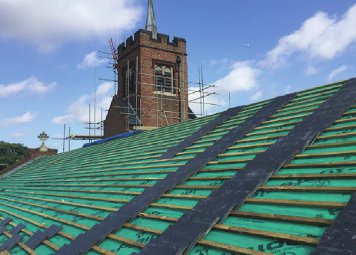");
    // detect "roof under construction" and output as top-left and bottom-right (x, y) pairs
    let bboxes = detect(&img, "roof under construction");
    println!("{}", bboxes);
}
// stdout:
(0, 78), (355, 255)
